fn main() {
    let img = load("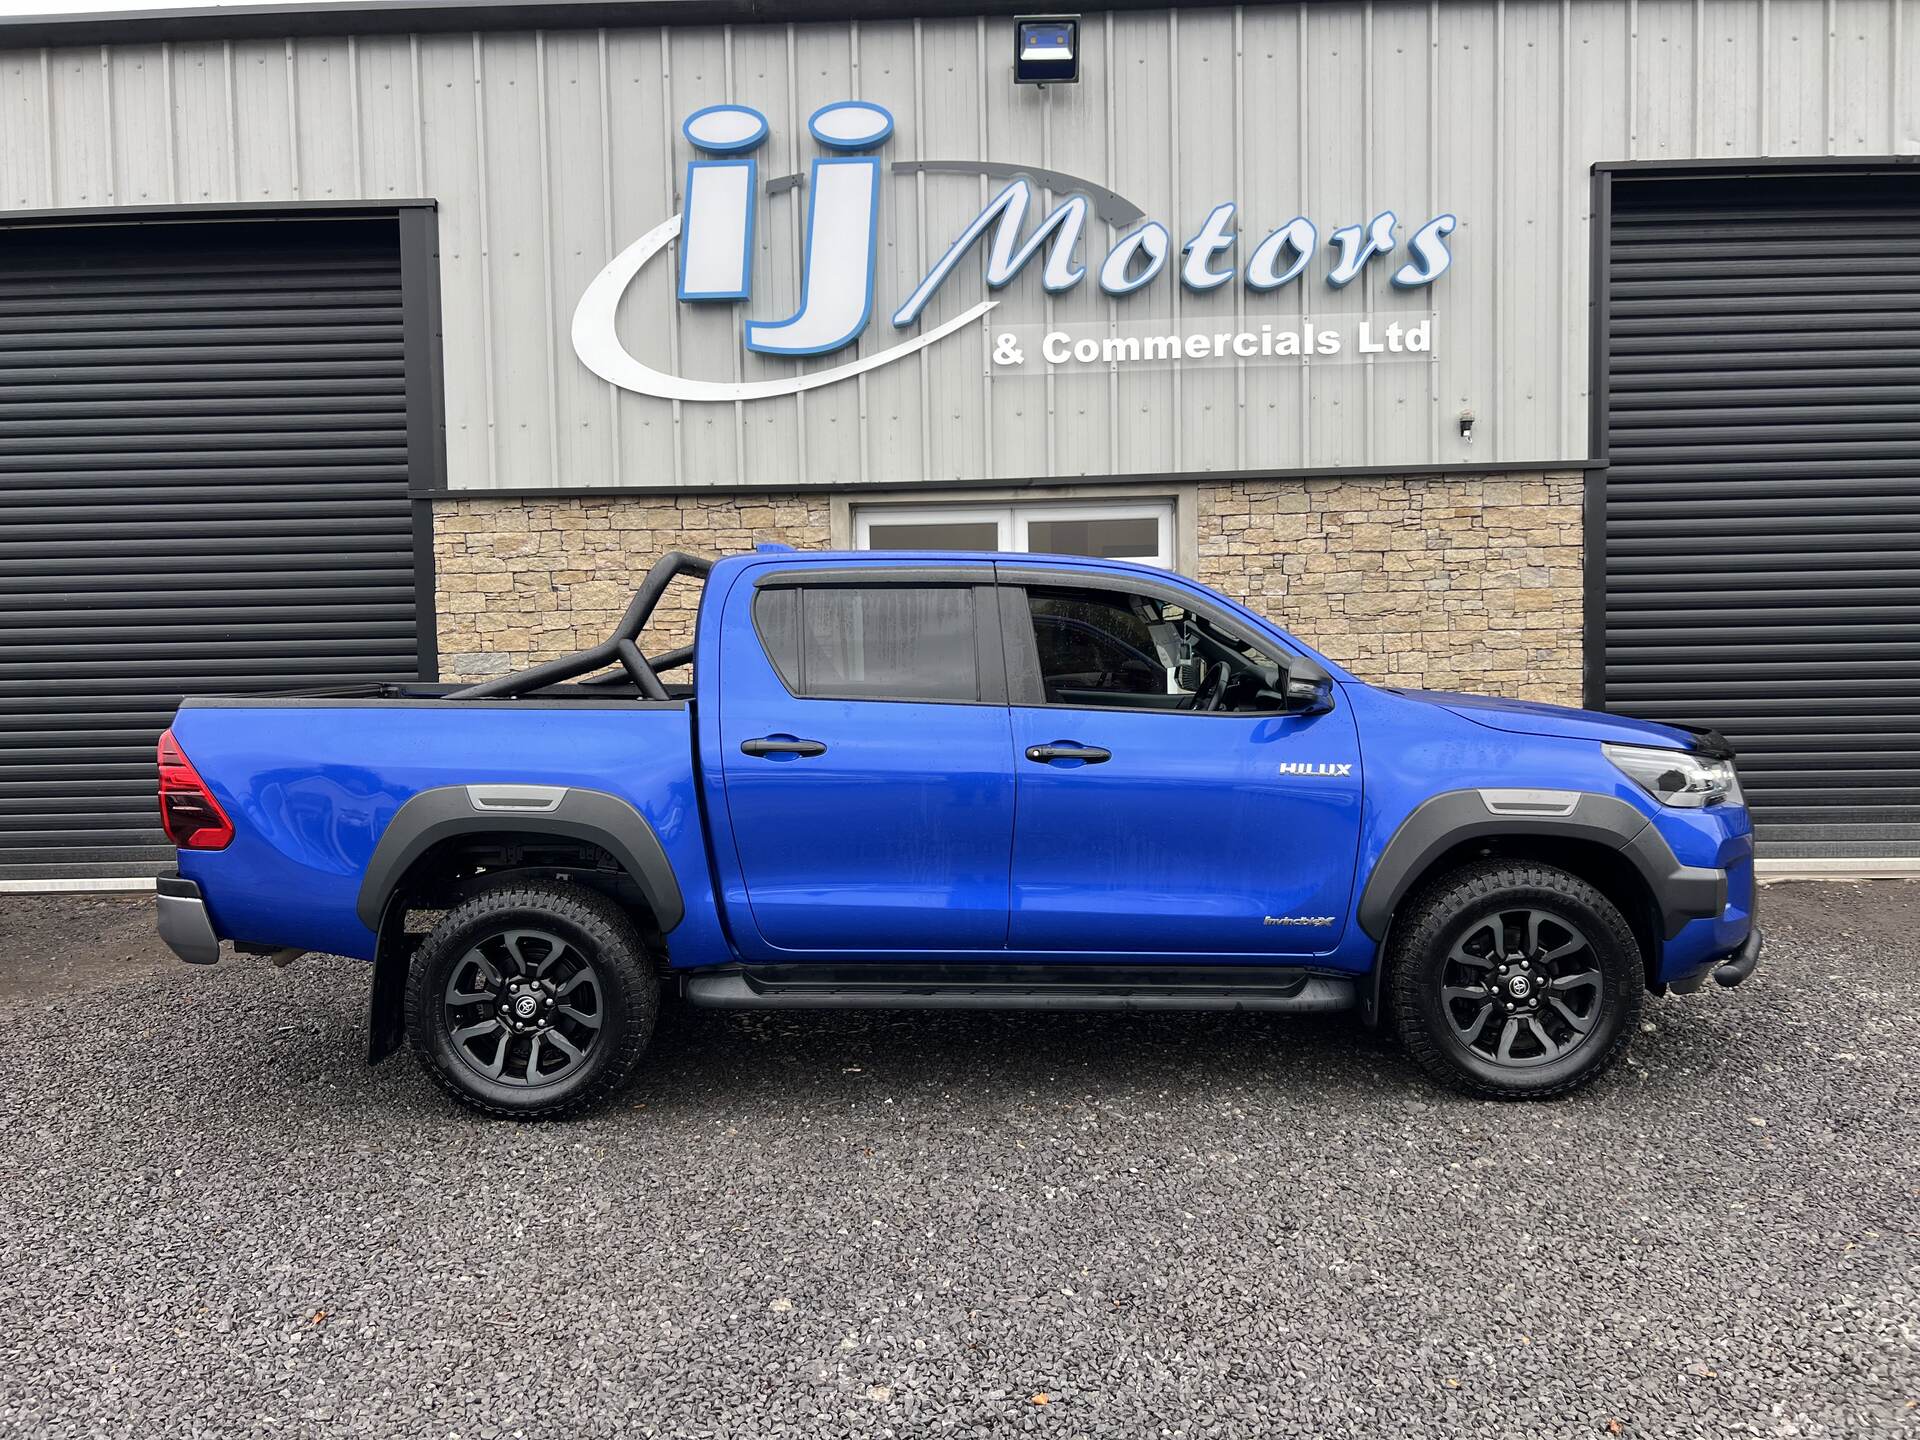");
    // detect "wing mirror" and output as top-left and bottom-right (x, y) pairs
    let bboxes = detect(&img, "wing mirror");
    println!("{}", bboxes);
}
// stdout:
(1281, 662), (1334, 715)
